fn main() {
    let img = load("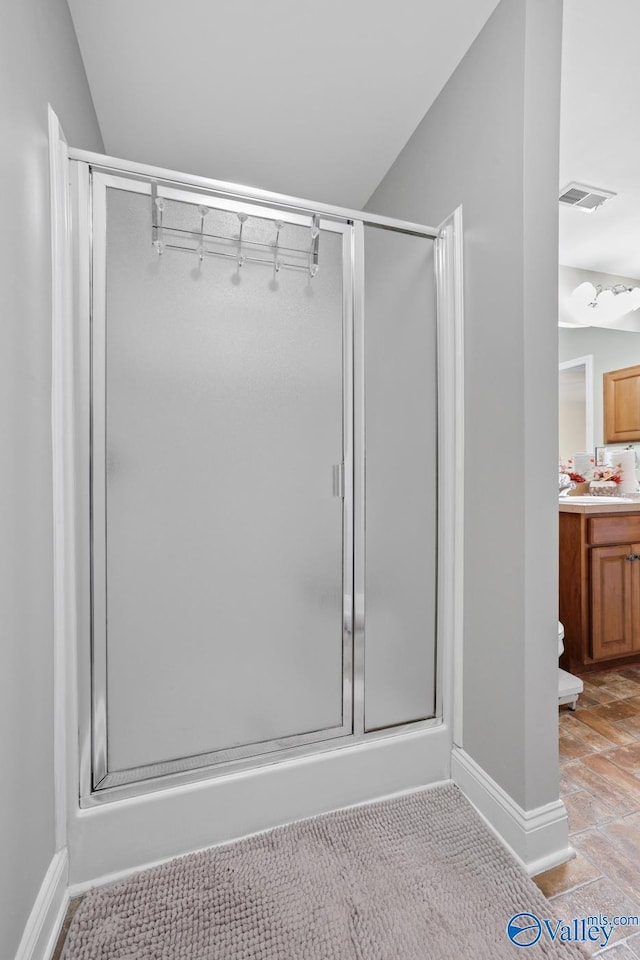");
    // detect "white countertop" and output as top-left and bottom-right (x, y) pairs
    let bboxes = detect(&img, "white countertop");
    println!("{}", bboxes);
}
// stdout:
(559, 499), (640, 514)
